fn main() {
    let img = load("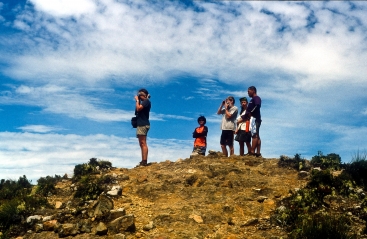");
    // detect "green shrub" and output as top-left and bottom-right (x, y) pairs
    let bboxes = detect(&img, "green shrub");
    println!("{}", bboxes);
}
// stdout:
(73, 174), (113, 201)
(345, 151), (367, 190)
(36, 175), (62, 197)
(289, 213), (357, 239)
(271, 188), (322, 228)
(0, 199), (20, 231)
(311, 151), (341, 170)
(278, 154), (307, 171)
(0, 176), (32, 200)
(73, 158), (112, 180)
